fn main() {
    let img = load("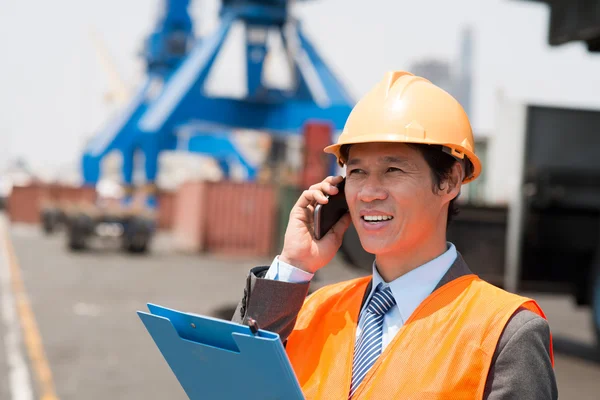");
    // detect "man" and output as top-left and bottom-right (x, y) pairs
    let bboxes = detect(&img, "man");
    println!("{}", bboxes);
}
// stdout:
(233, 71), (557, 399)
